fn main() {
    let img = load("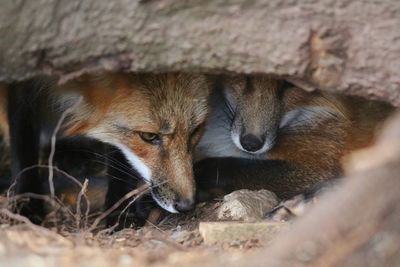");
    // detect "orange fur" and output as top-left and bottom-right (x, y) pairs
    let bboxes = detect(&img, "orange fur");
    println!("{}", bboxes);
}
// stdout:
(59, 73), (212, 212)
(226, 75), (394, 168)
(197, 74), (395, 198)
(0, 83), (9, 143)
